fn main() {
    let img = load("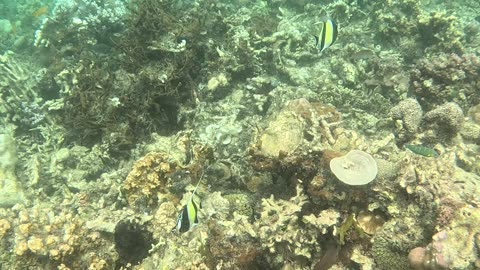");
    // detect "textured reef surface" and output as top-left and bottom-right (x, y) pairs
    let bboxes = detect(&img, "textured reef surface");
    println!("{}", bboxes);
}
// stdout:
(1, 0), (480, 269)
